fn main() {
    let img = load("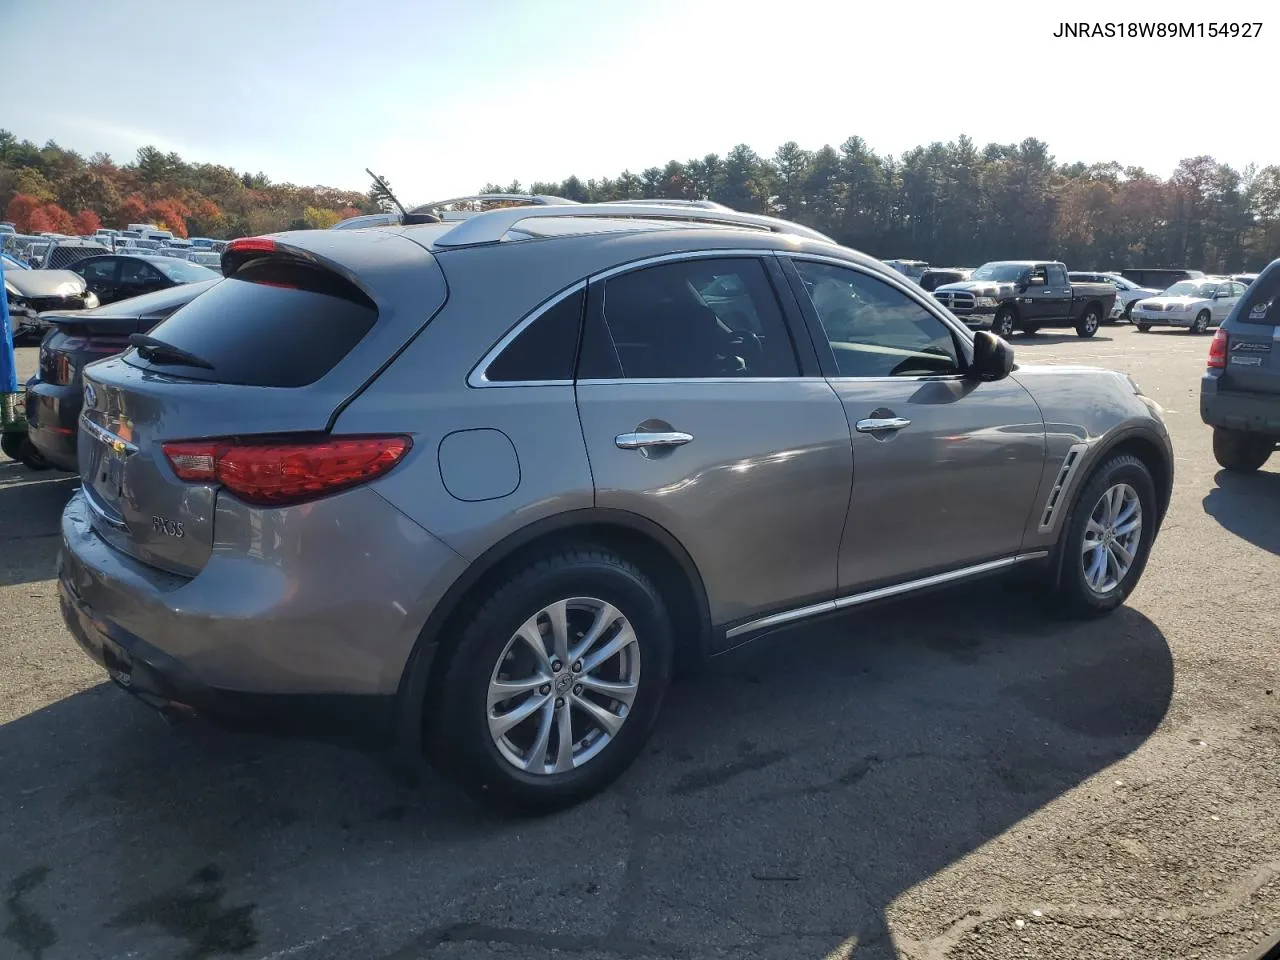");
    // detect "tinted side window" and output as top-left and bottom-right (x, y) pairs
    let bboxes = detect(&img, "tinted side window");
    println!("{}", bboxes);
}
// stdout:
(599, 258), (799, 379)
(793, 261), (961, 378)
(1046, 264), (1068, 286)
(485, 287), (585, 383)
(79, 258), (118, 283)
(120, 260), (162, 284)
(124, 260), (377, 387)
